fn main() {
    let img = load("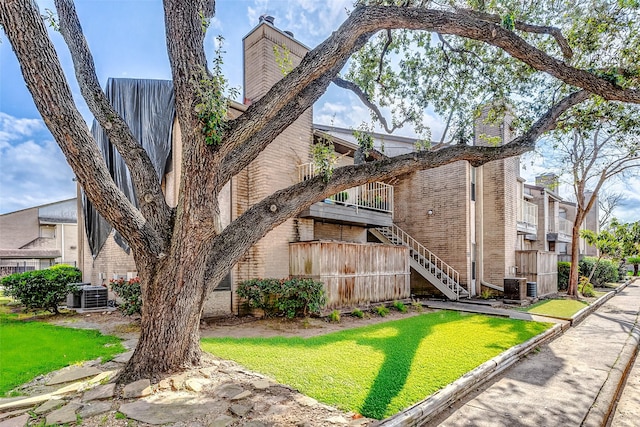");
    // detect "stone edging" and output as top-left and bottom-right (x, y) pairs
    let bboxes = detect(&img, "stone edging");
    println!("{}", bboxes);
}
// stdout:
(375, 279), (635, 427)
(373, 322), (564, 427)
(571, 280), (631, 326)
(582, 320), (640, 426)
(581, 279), (638, 426)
